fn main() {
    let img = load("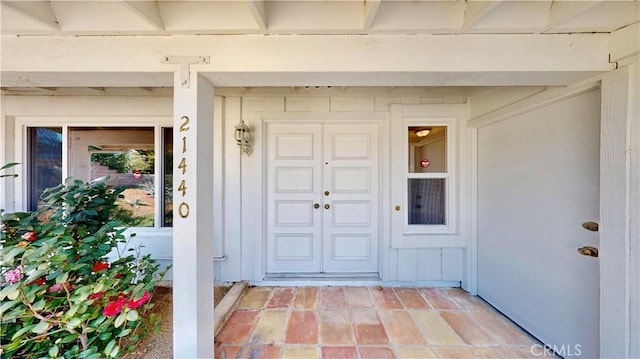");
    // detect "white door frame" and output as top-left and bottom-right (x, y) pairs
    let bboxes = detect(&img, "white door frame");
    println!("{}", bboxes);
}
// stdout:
(467, 64), (639, 357)
(258, 112), (389, 280)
